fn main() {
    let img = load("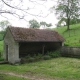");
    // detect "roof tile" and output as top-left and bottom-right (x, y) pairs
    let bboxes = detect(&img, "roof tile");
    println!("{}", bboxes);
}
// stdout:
(9, 26), (64, 42)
